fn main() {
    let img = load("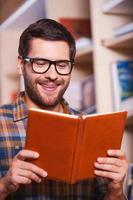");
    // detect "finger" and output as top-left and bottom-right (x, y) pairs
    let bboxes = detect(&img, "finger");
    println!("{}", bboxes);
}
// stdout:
(107, 149), (126, 159)
(18, 161), (47, 178)
(97, 157), (123, 167)
(16, 150), (39, 161)
(94, 170), (126, 184)
(94, 169), (121, 181)
(14, 175), (32, 185)
(94, 162), (122, 173)
(17, 168), (42, 183)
